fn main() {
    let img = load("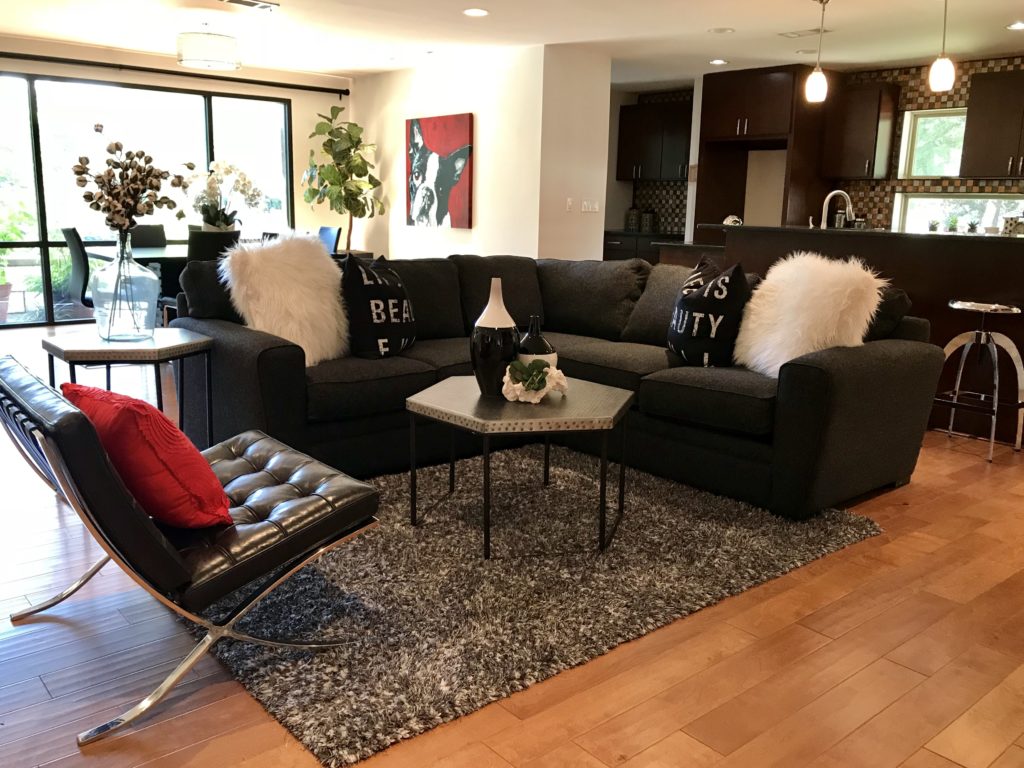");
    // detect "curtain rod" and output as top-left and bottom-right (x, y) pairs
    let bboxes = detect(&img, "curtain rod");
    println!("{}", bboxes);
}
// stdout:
(0, 51), (350, 97)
